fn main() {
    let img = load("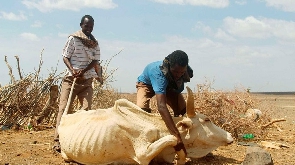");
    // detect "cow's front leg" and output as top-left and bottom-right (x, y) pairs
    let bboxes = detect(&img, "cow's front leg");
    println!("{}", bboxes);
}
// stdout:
(136, 135), (177, 164)
(175, 149), (190, 165)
